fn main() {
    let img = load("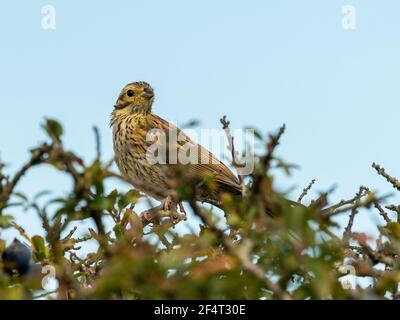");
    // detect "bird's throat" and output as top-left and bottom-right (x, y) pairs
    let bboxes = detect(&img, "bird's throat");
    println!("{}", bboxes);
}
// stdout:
(129, 104), (152, 115)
